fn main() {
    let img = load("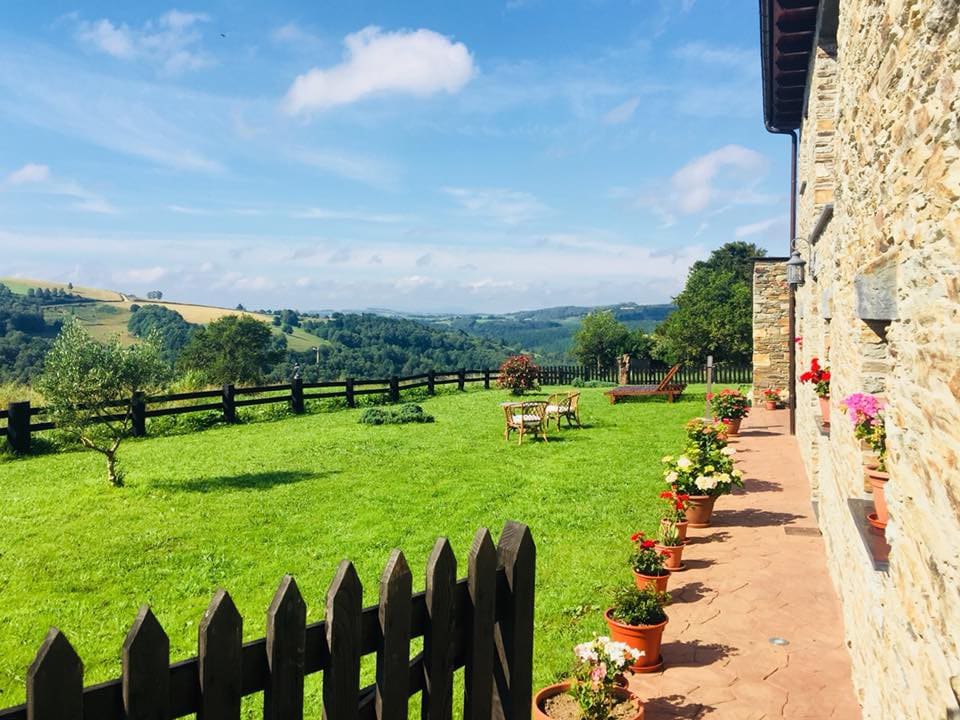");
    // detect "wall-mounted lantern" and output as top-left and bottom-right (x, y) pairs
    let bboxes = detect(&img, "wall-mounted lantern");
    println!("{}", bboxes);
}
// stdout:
(786, 248), (806, 287)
